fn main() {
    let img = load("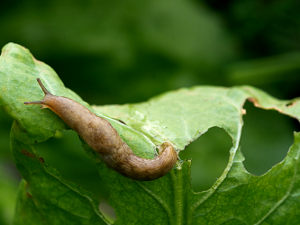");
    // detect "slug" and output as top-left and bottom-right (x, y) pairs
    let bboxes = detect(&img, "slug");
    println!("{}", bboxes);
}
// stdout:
(24, 78), (178, 180)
